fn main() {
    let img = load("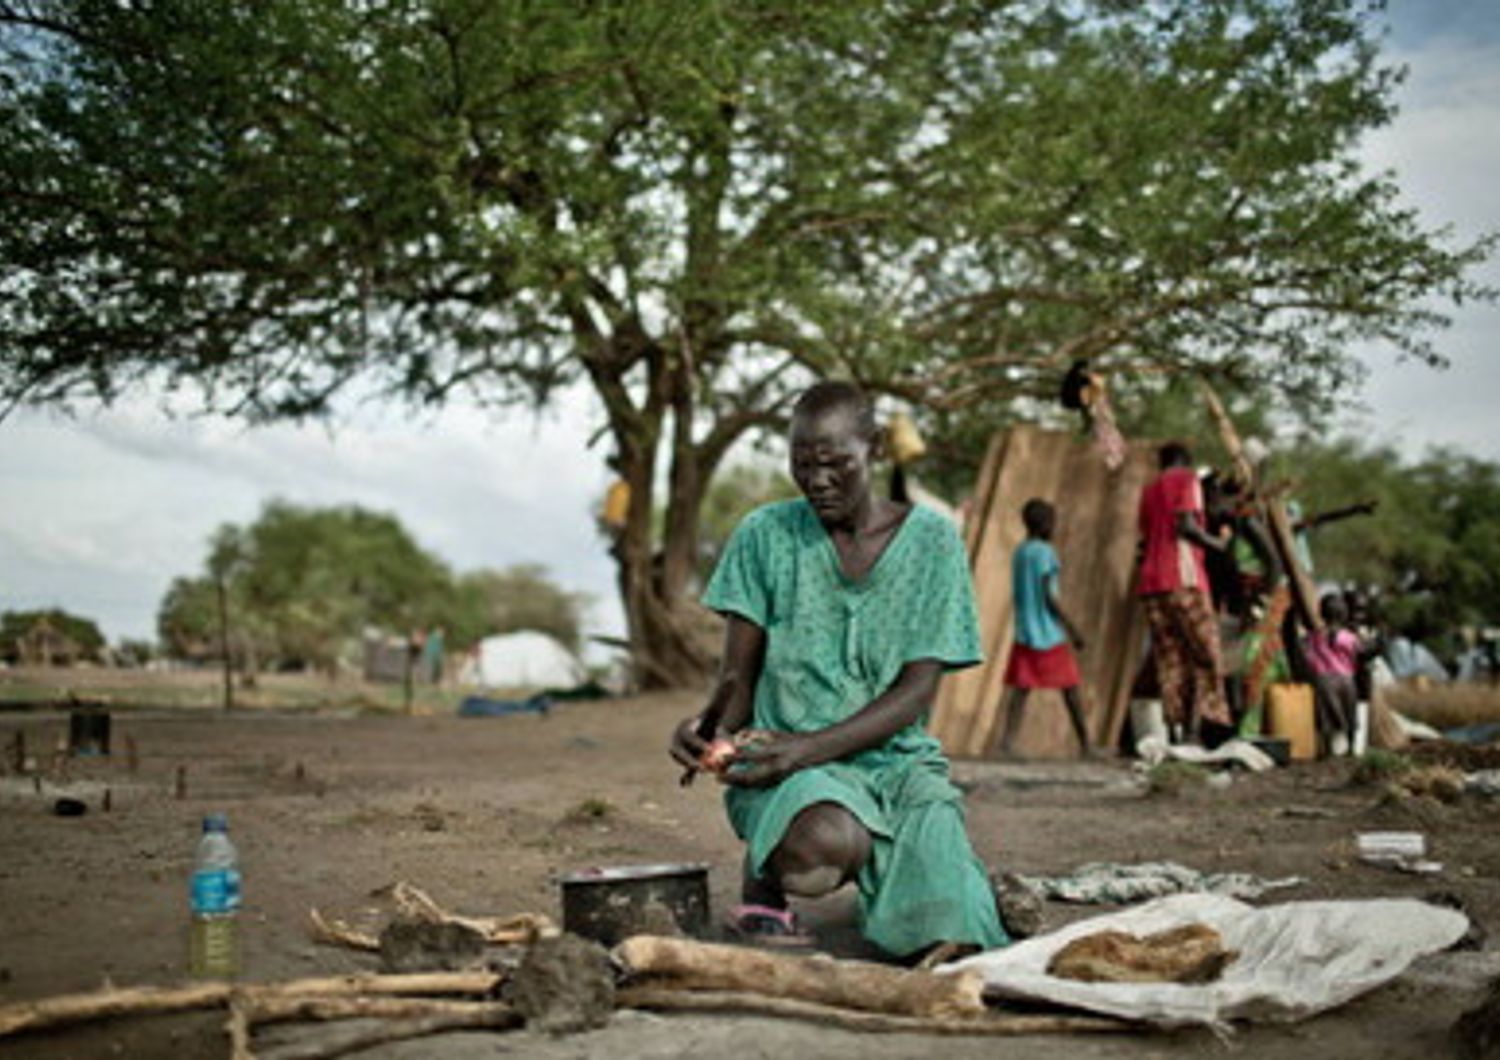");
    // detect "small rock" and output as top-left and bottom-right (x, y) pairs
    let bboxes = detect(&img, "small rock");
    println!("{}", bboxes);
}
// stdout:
(378, 917), (486, 973)
(507, 934), (615, 1034)
(992, 871), (1045, 939)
